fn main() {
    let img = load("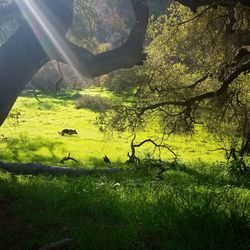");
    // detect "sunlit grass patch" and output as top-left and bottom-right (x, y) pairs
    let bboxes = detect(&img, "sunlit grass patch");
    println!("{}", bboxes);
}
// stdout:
(0, 88), (226, 167)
